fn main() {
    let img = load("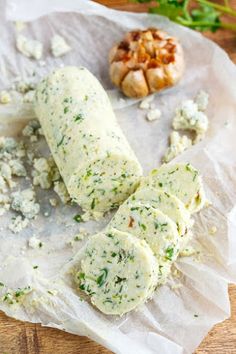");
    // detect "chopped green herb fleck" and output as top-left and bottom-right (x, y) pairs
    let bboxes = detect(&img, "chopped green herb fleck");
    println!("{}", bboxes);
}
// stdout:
(73, 214), (83, 223)
(96, 268), (108, 287)
(57, 135), (65, 147)
(91, 198), (96, 210)
(74, 113), (84, 123)
(165, 247), (174, 261)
